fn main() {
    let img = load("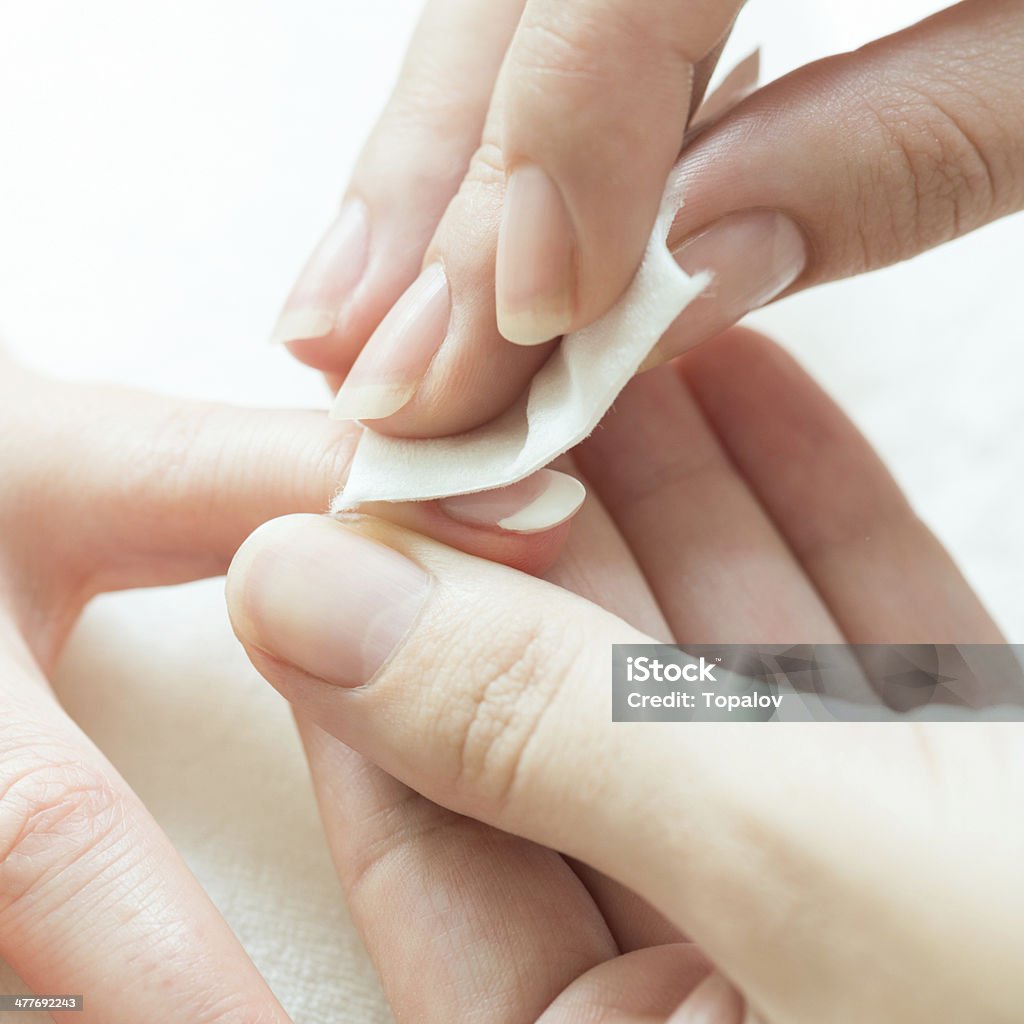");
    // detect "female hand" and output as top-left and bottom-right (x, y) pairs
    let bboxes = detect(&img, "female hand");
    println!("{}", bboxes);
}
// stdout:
(227, 328), (1019, 1023)
(272, 0), (1023, 438)
(0, 350), (573, 1021)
